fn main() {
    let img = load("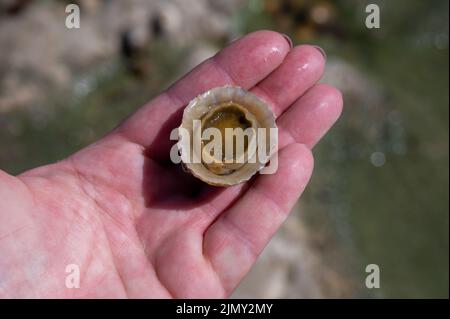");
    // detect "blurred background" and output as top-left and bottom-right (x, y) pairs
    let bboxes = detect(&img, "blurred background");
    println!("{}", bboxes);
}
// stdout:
(0, 0), (448, 298)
